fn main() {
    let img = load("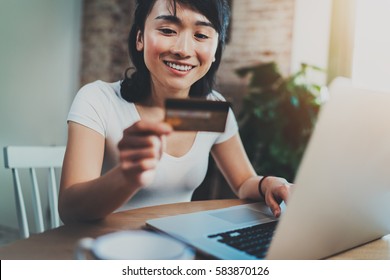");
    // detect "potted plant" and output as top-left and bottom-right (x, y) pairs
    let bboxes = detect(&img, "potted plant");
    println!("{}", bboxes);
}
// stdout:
(236, 62), (325, 182)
